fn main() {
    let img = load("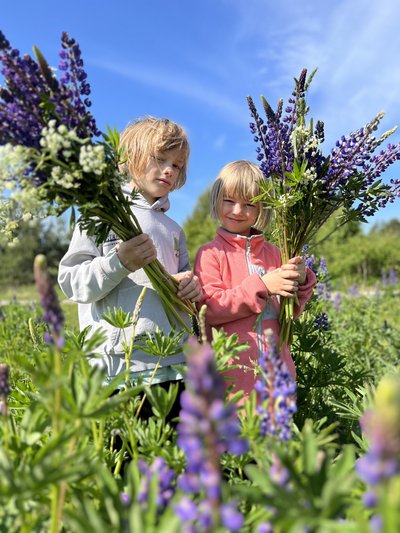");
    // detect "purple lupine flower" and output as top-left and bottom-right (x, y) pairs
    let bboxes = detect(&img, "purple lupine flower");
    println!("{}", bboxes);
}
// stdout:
(315, 312), (329, 331)
(33, 255), (64, 346)
(258, 522), (273, 533)
(347, 283), (359, 298)
(381, 269), (389, 287)
(120, 492), (131, 506)
(356, 375), (400, 525)
(175, 339), (247, 532)
(269, 453), (290, 487)
(302, 249), (318, 277)
(0, 363), (10, 415)
(0, 30), (100, 152)
(370, 514), (383, 533)
(220, 502), (244, 532)
(0, 364), (10, 397)
(137, 457), (176, 513)
(333, 292), (342, 312)
(255, 330), (297, 441)
(388, 268), (398, 286)
(362, 490), (378, 509)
